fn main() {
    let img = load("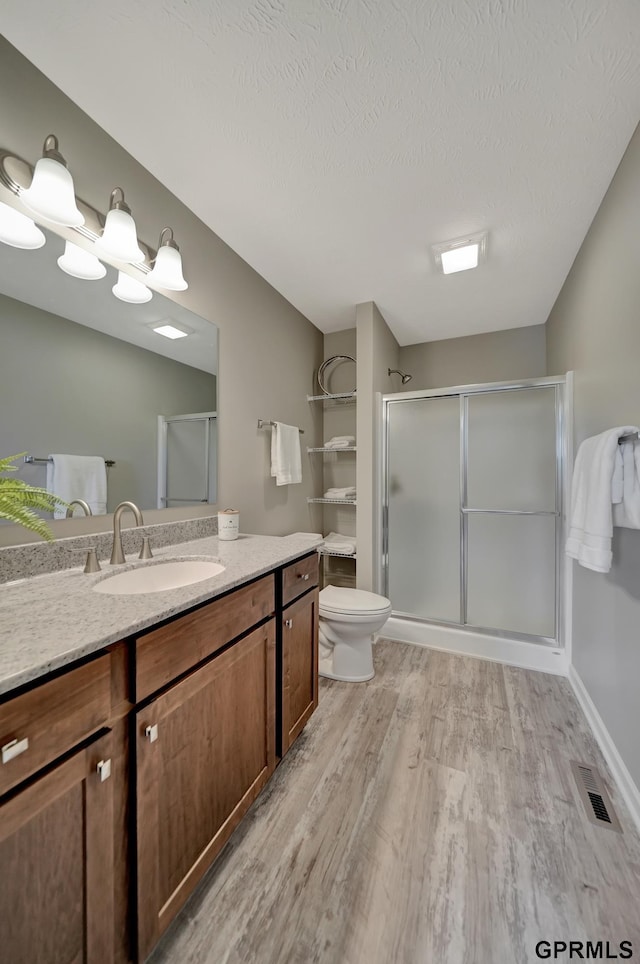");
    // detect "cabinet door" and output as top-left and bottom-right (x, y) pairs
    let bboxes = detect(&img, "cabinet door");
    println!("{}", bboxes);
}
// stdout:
(281, 588), (319, 756)
(136, 620), (276, 961)
(0, 732), (114, 964)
